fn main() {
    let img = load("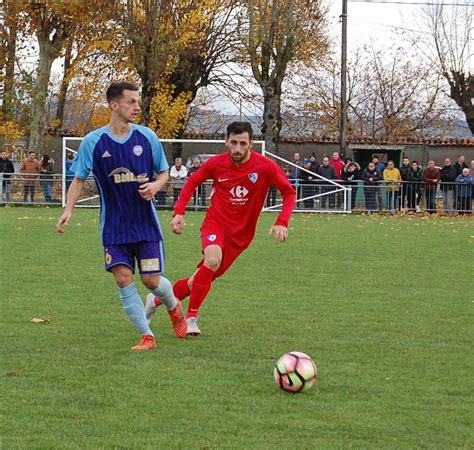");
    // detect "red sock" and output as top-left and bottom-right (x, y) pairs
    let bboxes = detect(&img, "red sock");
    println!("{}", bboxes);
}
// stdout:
(153, 277), (191, 307)
(187, 266), (215, 318)
(173, 278), (191, 300)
